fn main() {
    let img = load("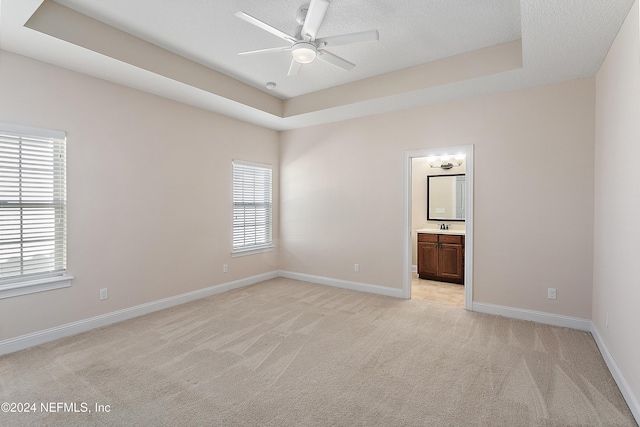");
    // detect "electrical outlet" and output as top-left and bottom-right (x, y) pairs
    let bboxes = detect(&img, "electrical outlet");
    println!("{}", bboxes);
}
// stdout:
(99, 288), (108, 300)
(354, 263), (360, 272)
(223, 264), (228, 273)
(547, 288), (556, 300)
